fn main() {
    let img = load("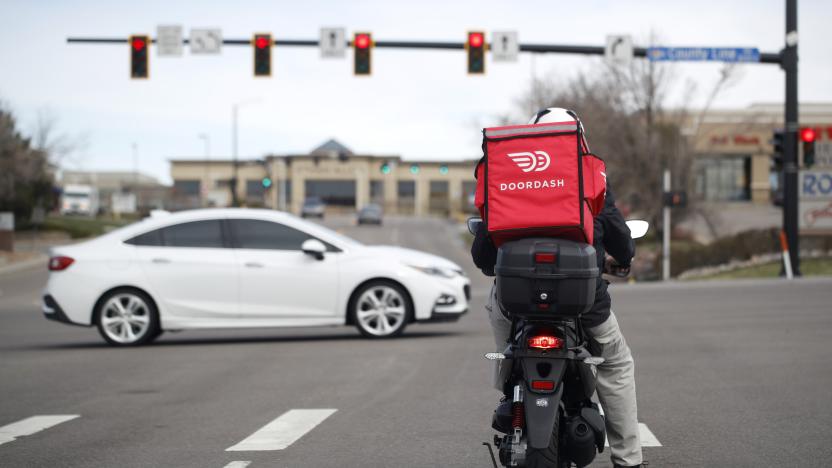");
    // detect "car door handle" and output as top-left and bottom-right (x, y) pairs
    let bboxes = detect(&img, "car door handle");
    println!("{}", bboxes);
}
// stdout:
(244, 262), (264, 268)
(152, 258), (171, 264)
